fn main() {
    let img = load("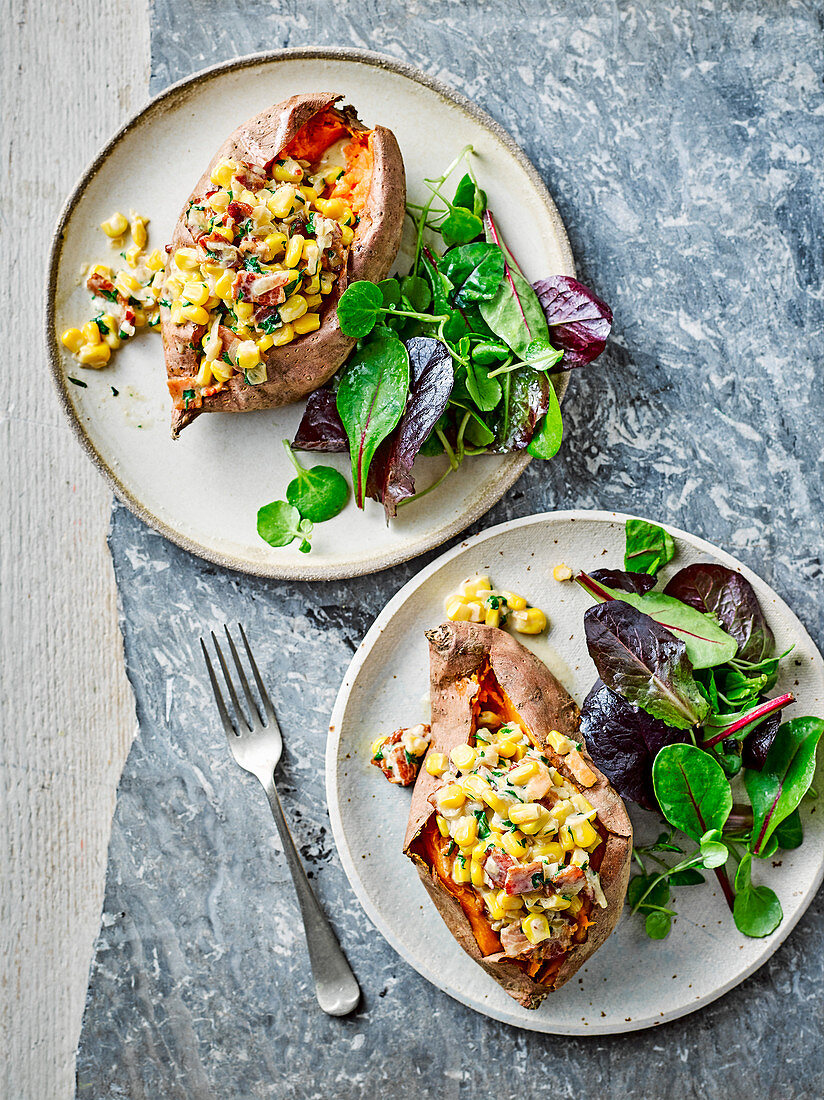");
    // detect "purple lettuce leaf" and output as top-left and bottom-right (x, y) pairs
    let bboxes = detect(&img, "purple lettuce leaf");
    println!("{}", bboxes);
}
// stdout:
(741, 712), (781, 771)
(487, 366), (549, 452)
(292, 385), (348, 452)
(580, 679), (687, 810)
(589, 568), (657, 595)
(663, 563), (774, 664)
(532, 275), (613, 368)
(366, 337), (453, 518)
